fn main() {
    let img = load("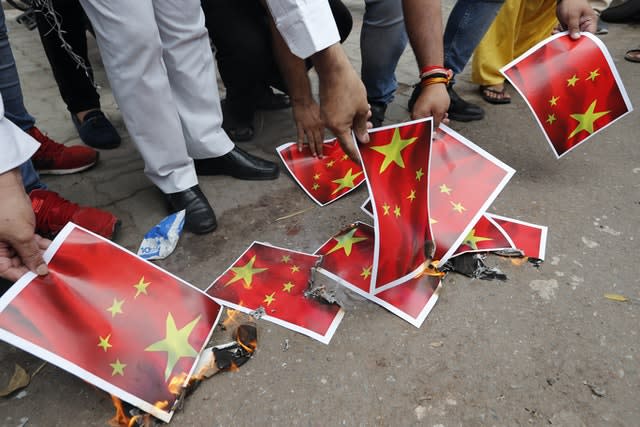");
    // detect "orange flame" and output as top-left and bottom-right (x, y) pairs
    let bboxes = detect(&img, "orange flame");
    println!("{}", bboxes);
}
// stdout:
(109, 396), (131, 427)
(222, 308), (241, 329)
(167, 372), (189, 395)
